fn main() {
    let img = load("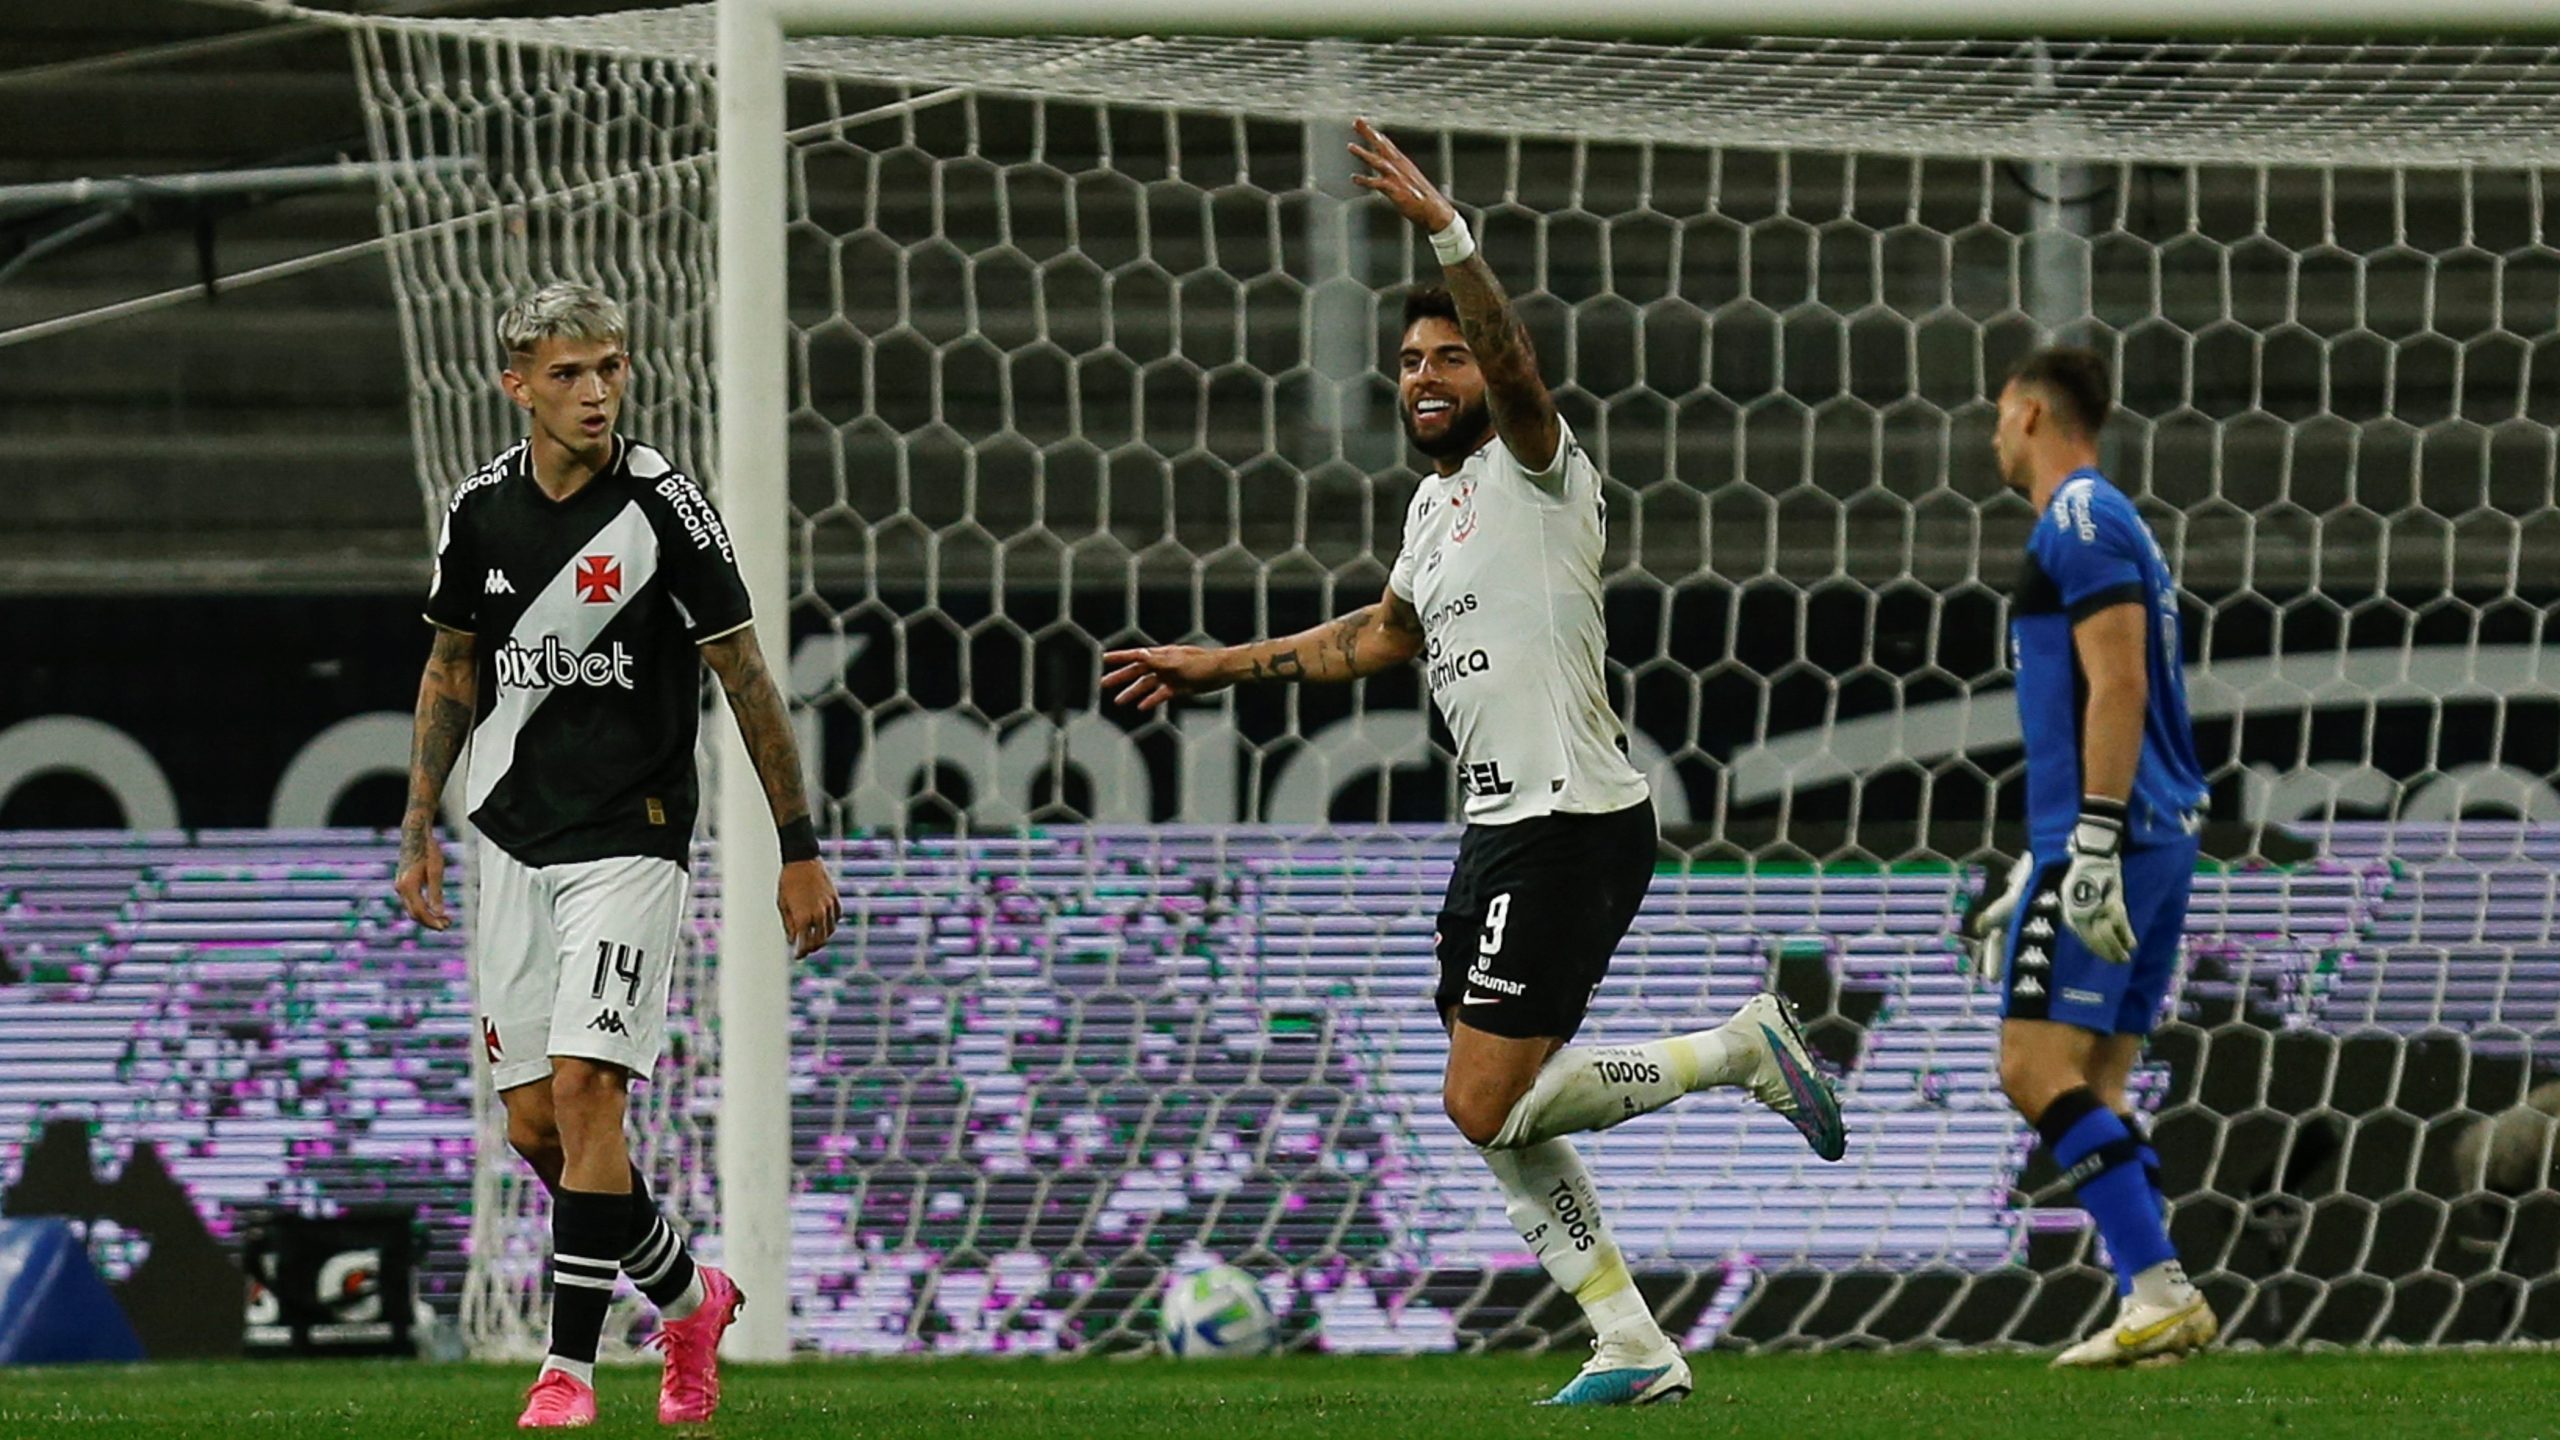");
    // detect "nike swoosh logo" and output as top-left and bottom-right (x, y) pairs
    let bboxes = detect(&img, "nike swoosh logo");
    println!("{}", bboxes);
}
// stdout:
(1460, 994), (1499, 1006)
(2114, 1304), (2196, 1348)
